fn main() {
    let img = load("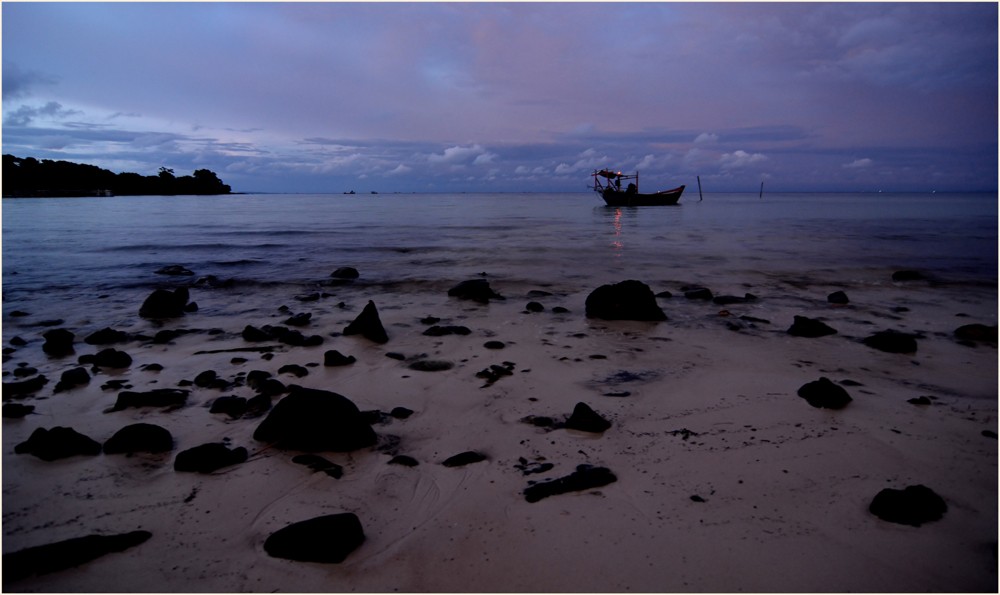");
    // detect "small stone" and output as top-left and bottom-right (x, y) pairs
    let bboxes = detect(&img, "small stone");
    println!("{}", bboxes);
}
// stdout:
(242, 325), (271, 342)
(787, 316), (837, 338)
(388, 455), (419, 467)
(869, 484), (946, 526)
(408, 360), (453, 372)
(385, 352), (405, 361)
(389, 407), (414, 419)
(343, 301), (388, 344)
(54, 367), (90, 393)
(892, 270), (925, 281)
(84, 327), (128, 345)
(324, 350), (357, 367)
(523, 464), (617, 503)
(955, 324), (997, 343)
(264, 513), (364, 563)
(447, 279), (505, 303)
(797, 377), (852, 409)
(2, 403), (35, 418)
(443, 451), (487, 467)
(525, 301), (545, 312)
(863, 330), (919, 354)
(92, 348), (132, 368)
(42, 329), (75, 356)
(103, 423), (174, 454)
(331, 267), (360, 279)
(210, 396), (248, 417)
(174, 443), (247, 473)
(552, 307), (570, 314)
(422, 325), (471, 337)
(684, 287), (713, 300)
(284, 313), (312, 327)
(907, 396), (932, 405)
(194, 370), (218, 388)
(484, 341), (505, 350)
(10, 336), (28, 346)
(278, 364), (308, 378)
(565, 402), (612, 433)
(827, 291), (849, 304)
(155, 265), (195, 276)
